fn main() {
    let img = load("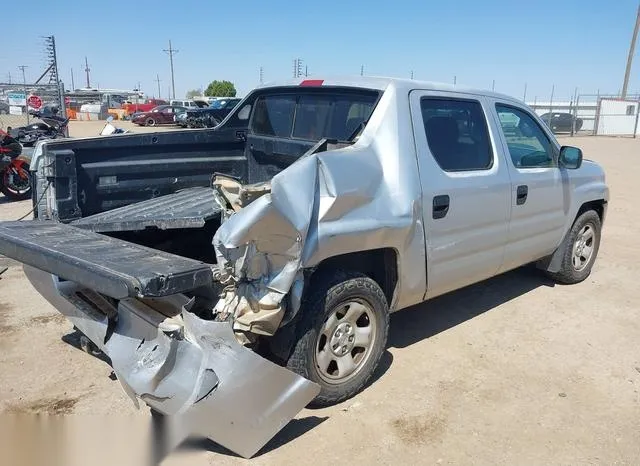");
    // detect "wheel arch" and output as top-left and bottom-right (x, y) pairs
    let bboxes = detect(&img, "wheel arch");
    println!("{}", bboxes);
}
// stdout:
(539, 199), (606, 273)
(305, 247), (399, 310)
